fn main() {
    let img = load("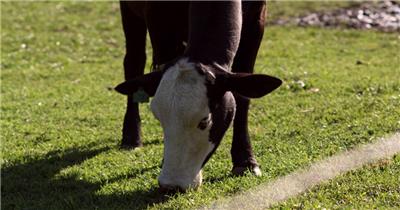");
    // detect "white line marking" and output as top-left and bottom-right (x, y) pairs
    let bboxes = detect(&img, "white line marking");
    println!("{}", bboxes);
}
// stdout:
(202, 133), (400, 210)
